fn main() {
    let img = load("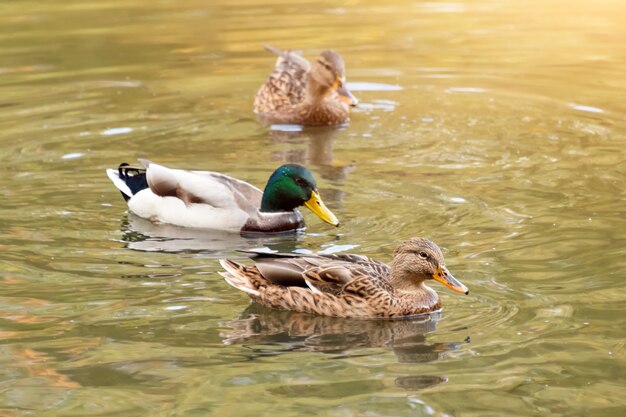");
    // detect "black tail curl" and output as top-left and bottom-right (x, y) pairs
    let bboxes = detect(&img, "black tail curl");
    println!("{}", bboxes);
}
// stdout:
(117, 163), (148, 202)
